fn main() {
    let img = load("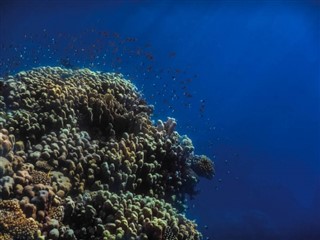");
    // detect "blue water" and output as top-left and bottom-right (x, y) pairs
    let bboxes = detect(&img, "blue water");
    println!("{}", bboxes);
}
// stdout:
(1, 0), (319, 239)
